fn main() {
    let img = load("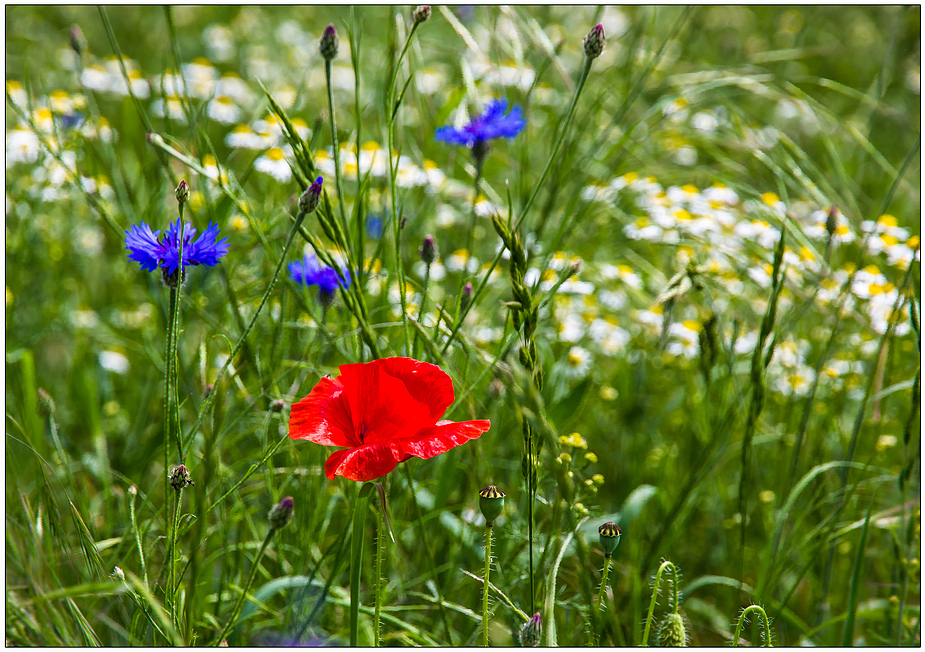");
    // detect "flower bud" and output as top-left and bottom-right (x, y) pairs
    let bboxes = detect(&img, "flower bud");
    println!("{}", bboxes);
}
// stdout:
(419, 234), (438, 265)
(299, 177), (324, 216)
(169, 464), (194, 491)
(110, 566), (125, 582)
(127, 484), (137, 496)
(658, 612), (687, 647)
(320, 24), (338, 61)
(412, 5), (431, 24)
(598, 522), (621, 557)
(583, 23), (606, 60)
(268, 496), (294, 530)
(37, 387), (56, 416)
(478, 485), (505, 526)
(519, 612), (542, 647)
(825, 205), (838, 239)
(69, 25), (84, 57)
(175, 179), (189, 205)
(270, 399), (286, 413)
(460, 281), (473, 313)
